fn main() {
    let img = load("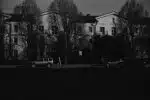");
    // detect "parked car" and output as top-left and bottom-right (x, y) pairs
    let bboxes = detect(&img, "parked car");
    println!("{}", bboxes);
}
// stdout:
(32, 57), (54, 68)
(101, 57), (124, 68)
(107, 59), (124, 68)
